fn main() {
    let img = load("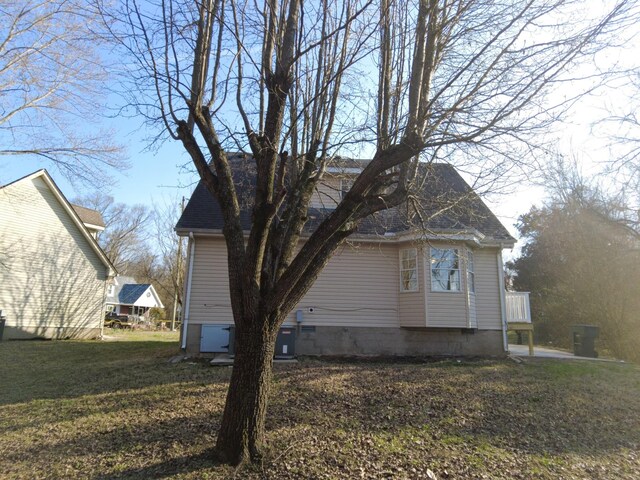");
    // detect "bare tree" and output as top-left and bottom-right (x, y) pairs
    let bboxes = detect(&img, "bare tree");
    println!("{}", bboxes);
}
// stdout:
(595, 70), (640, 227)
(0, 0), (126, 185)
(73, 192), (152, 273)
(109, 0), (638, 464)
(142, 198), (186, 324)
